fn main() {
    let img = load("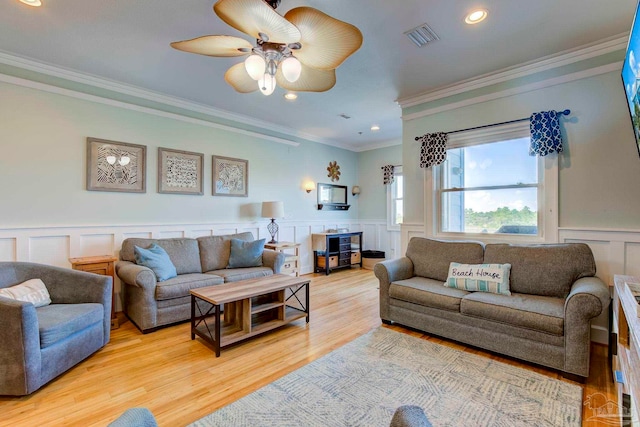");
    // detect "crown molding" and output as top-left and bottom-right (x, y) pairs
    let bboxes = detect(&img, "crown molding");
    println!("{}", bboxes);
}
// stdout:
(402, 62), (621, 122)
(352, 138), (402, 153)
(0, 73), (304, 146)
(0, 50), (355, 149)
(396, 34), (628, 109)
